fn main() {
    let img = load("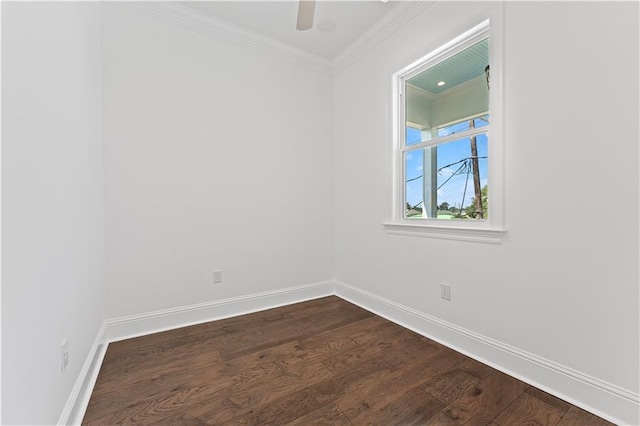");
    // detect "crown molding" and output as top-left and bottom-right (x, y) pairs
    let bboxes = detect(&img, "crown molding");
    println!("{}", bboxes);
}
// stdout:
(107, 1), (436, 78)
(332, 1), (436, 76)
(107, 1), (334, 76)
